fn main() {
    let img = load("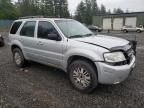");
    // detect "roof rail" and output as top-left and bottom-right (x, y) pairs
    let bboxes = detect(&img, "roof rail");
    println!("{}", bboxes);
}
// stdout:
(19, 16), (44, 19)
(19, 16), (60, 19)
